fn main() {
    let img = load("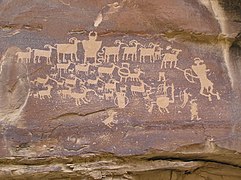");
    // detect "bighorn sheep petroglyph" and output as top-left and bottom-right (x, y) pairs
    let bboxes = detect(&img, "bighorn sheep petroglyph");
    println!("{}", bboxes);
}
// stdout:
(16, 47), (32, 63)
